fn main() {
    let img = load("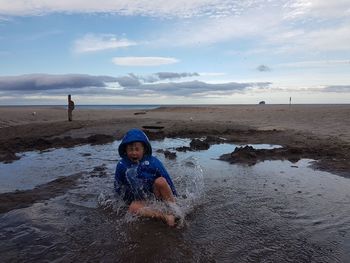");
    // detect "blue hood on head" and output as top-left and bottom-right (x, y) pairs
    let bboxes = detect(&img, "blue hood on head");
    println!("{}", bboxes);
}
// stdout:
(118, 128), (152, 158)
